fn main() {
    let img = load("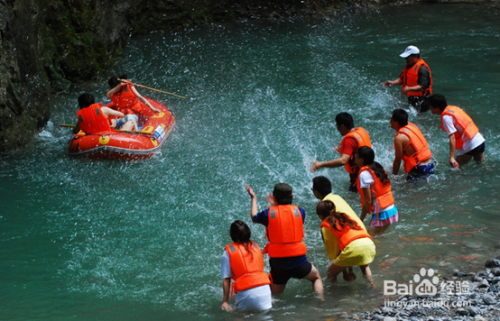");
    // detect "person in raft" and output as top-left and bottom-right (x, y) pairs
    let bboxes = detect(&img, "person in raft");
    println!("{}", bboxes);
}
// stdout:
(221, 220), (272, 312)
(311, 112), (372, 193)
(315, 200), (375, 284)
(382, 45), (433, 112)
(246, 183), (323, 295)
(73, 93), (139, 134)
(354, 146), (398, 235)
(427, 94), (485, 168)
(106, 74), (161, 122)
(390, 109), (434, 181)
